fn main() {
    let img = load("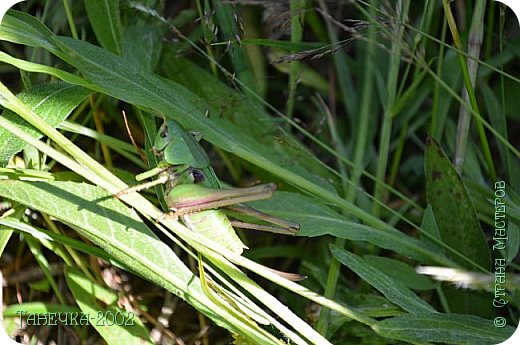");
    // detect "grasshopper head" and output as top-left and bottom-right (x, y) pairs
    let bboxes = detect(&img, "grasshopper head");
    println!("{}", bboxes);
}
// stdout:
(154, 120), (178, 152)
(152, 120), (211, 168)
